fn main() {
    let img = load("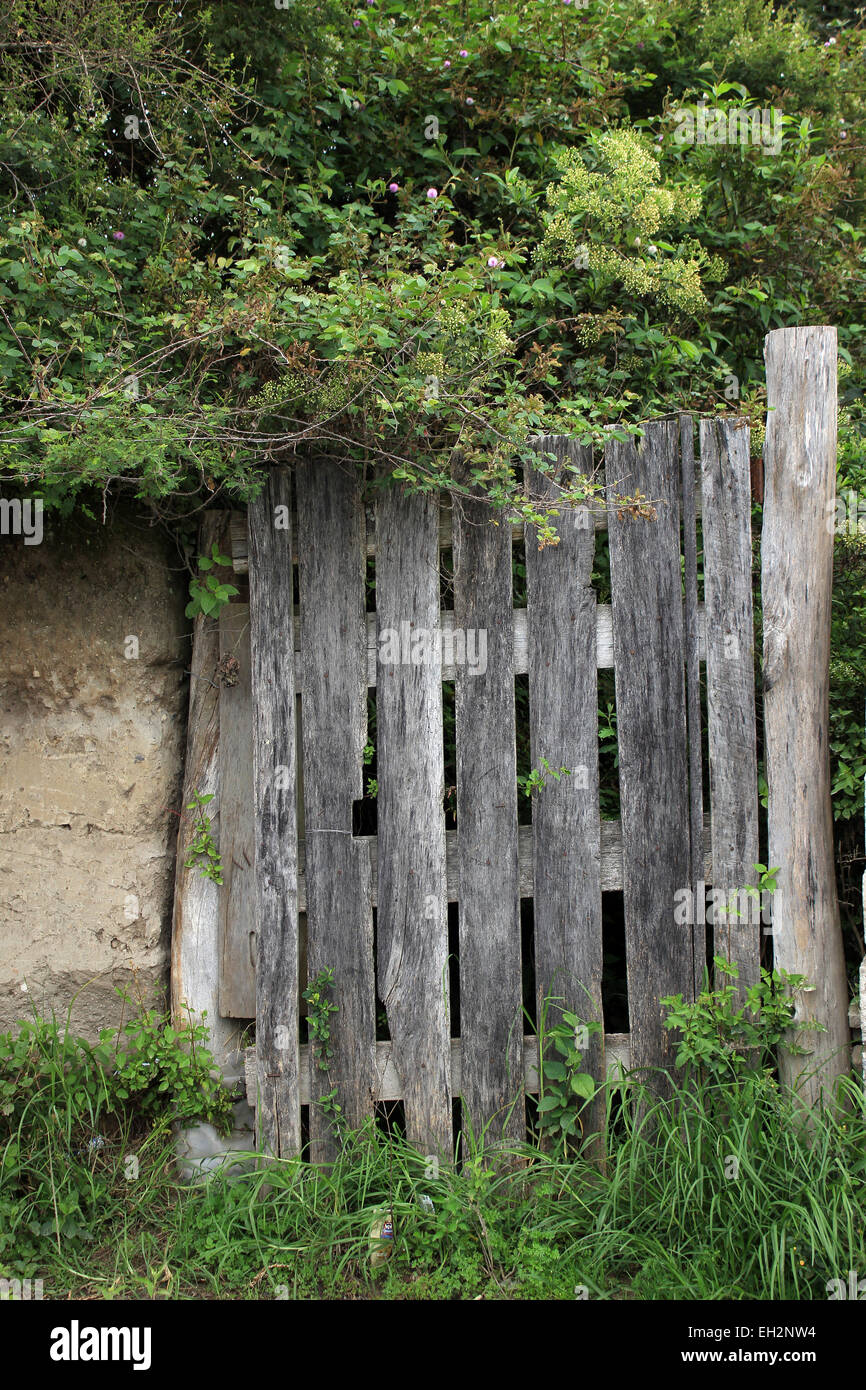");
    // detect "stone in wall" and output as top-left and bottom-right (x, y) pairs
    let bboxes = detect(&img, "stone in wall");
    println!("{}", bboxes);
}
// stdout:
(0, 503), (189, 1039)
